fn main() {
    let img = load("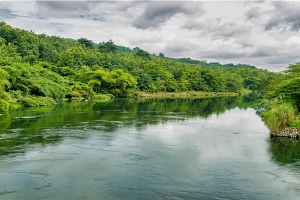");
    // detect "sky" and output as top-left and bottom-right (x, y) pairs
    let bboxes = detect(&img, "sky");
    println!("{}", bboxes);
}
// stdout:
(0, 1), (300, 72)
